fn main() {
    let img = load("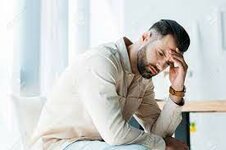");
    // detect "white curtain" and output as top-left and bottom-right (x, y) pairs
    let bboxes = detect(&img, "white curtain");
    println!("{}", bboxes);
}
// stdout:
(0, 0), (70, 149)
(0, 0), (24, 149)
(40, 0), (69, 97)
(0, 0), (108, 149)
